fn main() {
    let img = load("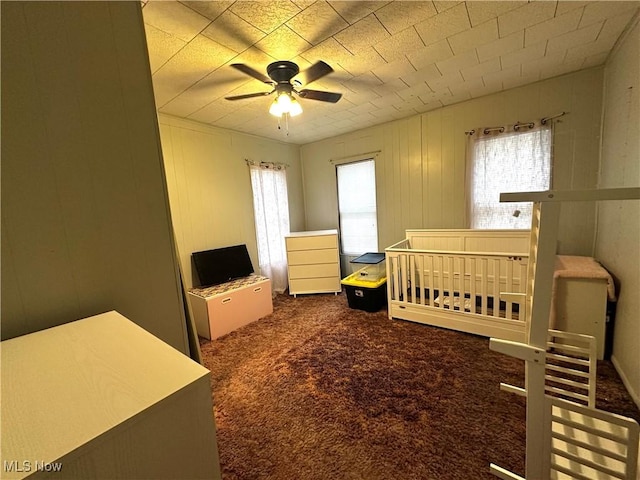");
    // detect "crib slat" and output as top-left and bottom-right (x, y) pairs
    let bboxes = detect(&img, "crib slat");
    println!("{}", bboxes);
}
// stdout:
(392, 256), (400, 303)
(400, 255), (408, 305)
(505, 260), (513, 319)
(481, 258), (488, 316)
(437, 256), (444, 309)
(448, 256), (455, 310)
(409, 255), (416, 304)
(459, 256), (467, 312)
(427, 255), (434, 307)
(418, 255), (425, 306)
(469, 258), (477, 314)
(493, 258), (501, 318)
